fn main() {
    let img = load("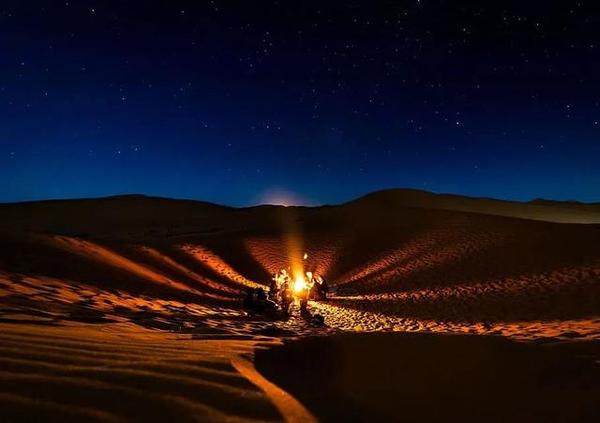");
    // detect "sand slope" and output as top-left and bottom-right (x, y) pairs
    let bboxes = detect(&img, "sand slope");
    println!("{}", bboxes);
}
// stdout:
(0, 323), (285, 422)
(1, 191), (599, 337)
(1, 192), (598, 338)
(1, 190), (599, 421)
(348, 189), (600, 223)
